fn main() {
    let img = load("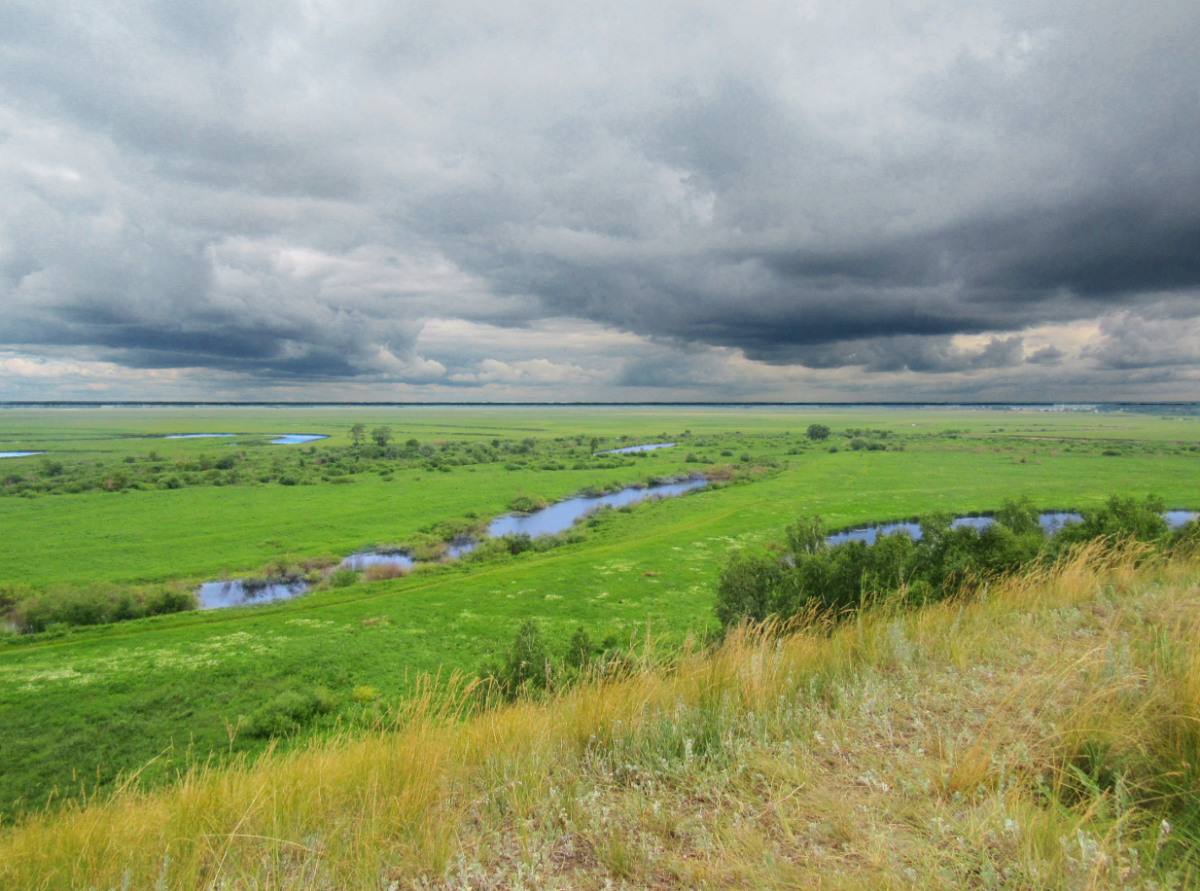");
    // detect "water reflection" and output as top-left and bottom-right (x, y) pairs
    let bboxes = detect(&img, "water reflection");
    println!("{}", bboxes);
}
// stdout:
(197, 579), (308, 609)
(487, 478), (707, 538)
(823, 509), (1195, 546)
(271, 434), (328, 445)
(0, 451), (41, 458)
(595, 442), (676, 455)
